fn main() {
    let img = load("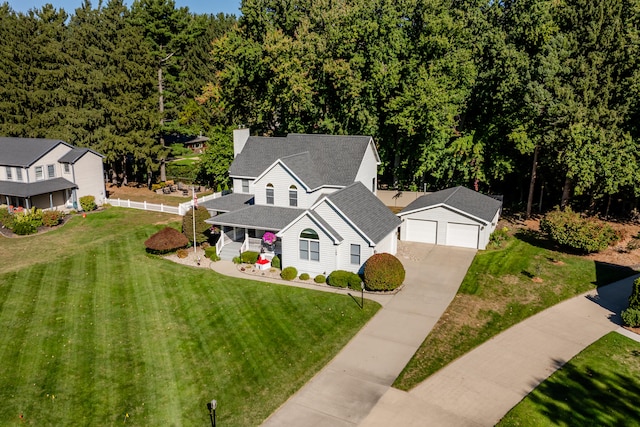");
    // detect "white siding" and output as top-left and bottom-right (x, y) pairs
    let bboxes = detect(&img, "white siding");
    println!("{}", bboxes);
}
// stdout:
(26, 144), (69, 182)
(313, 201), (372, 273)
(279, 214), (336, 276)
(72, 151), (106, 206)
(375, 228), (398, 255)
(232, 178), (254, 194)
(253, 163), (314, 208)
(354, 139), (380, 194)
